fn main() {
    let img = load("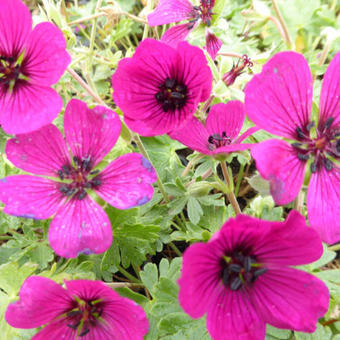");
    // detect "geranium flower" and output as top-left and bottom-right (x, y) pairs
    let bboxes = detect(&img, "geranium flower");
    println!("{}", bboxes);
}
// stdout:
(169, 101), (257, 156)
(245, 51), (340, 244)
(178, 211), (329, 340)
(0, 99), (157, 258)
(148, 0), (222, 60)
(112, 38), (212, 136)
(0, 0), (70, 134)
(5, 276), (149, 339)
